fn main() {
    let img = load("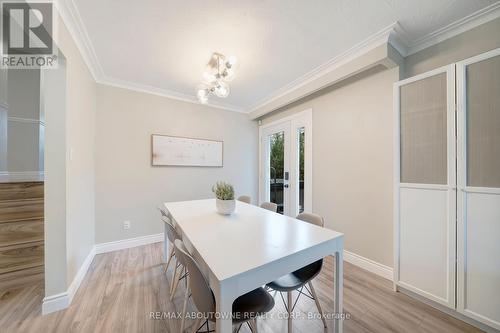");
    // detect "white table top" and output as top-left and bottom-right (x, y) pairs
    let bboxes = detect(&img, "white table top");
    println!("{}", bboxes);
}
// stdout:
(164, 199), (343, 281)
